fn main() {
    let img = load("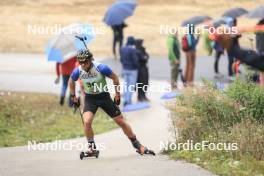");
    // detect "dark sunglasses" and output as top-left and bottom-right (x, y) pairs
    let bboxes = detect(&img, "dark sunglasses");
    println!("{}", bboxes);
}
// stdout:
(79, 60), (91, 64)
